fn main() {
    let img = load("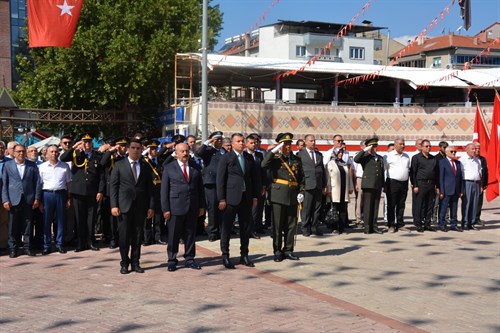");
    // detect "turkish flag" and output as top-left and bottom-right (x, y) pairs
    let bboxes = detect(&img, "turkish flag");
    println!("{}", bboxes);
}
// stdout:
(28, 0), (84, 48)
(485, 92), (500, 202)
(472, 104), (490, 158)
